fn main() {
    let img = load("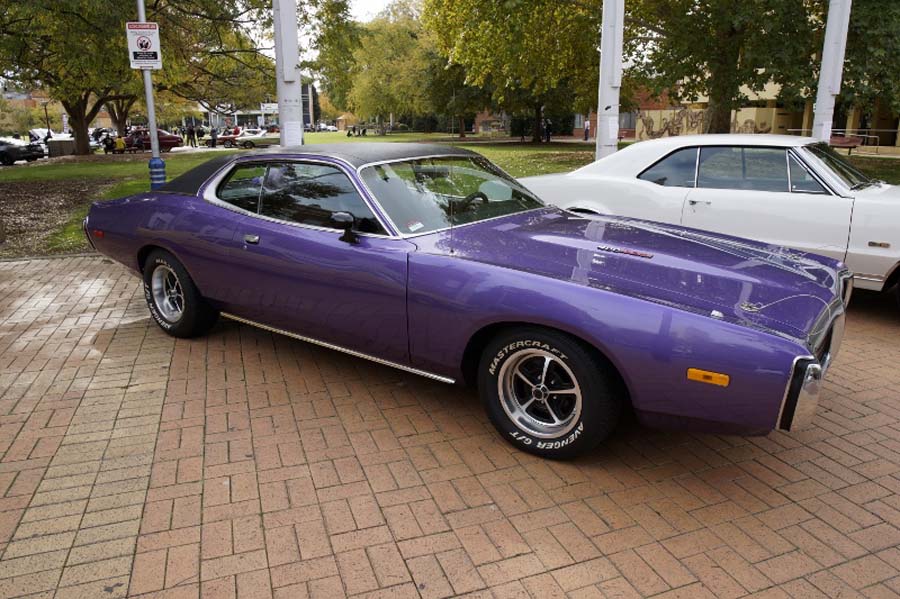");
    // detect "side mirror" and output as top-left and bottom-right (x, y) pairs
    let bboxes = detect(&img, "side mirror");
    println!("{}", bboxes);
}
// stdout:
(330, 211), (358, 244)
